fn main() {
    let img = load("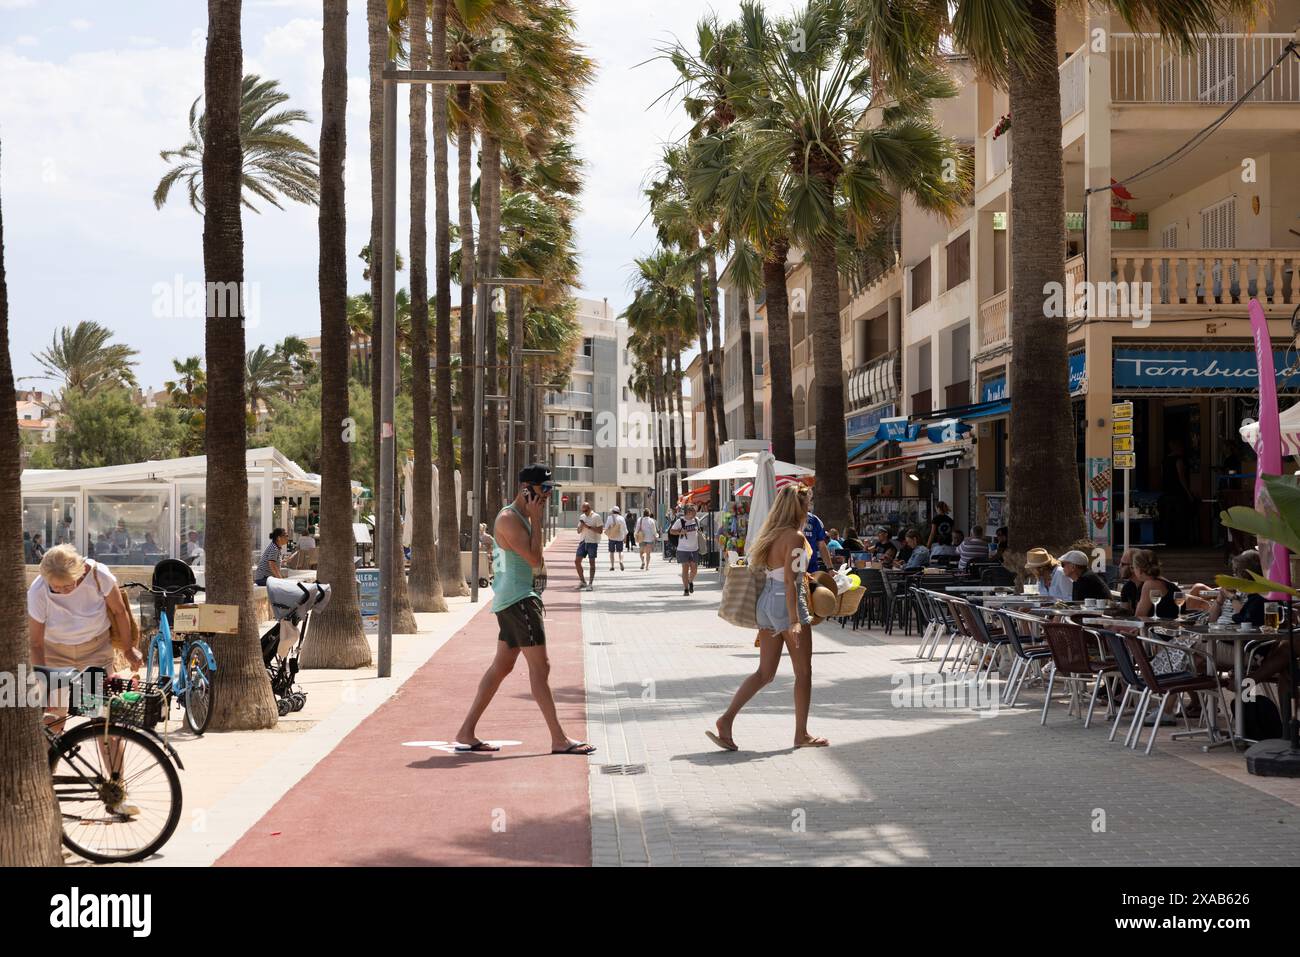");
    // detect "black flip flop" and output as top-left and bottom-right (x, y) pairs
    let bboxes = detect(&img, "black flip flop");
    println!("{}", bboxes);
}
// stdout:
(552, 742), (596, 755)
(454, 741), (501, 752)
